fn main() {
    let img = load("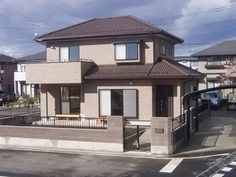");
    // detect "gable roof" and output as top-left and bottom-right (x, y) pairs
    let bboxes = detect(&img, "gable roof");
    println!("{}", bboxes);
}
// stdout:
(16, 51), (46, 63)
(192, 40), (236, 57)
(0, 54), (15, 63)
(37, 16), (183, 43)
(84, 58), (203, 80)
